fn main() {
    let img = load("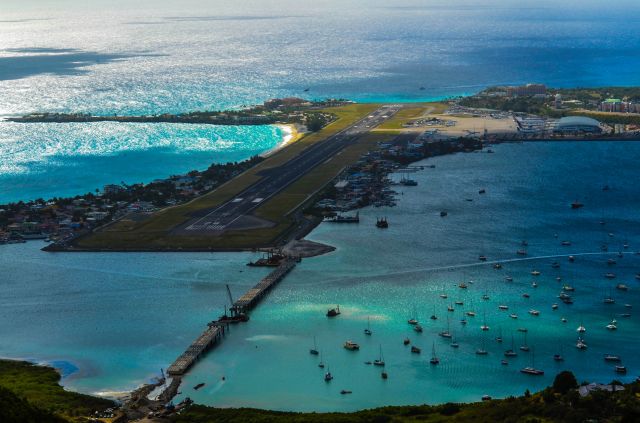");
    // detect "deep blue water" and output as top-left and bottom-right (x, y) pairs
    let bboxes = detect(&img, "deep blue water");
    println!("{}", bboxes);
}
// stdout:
(2, 141), (639, 410)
